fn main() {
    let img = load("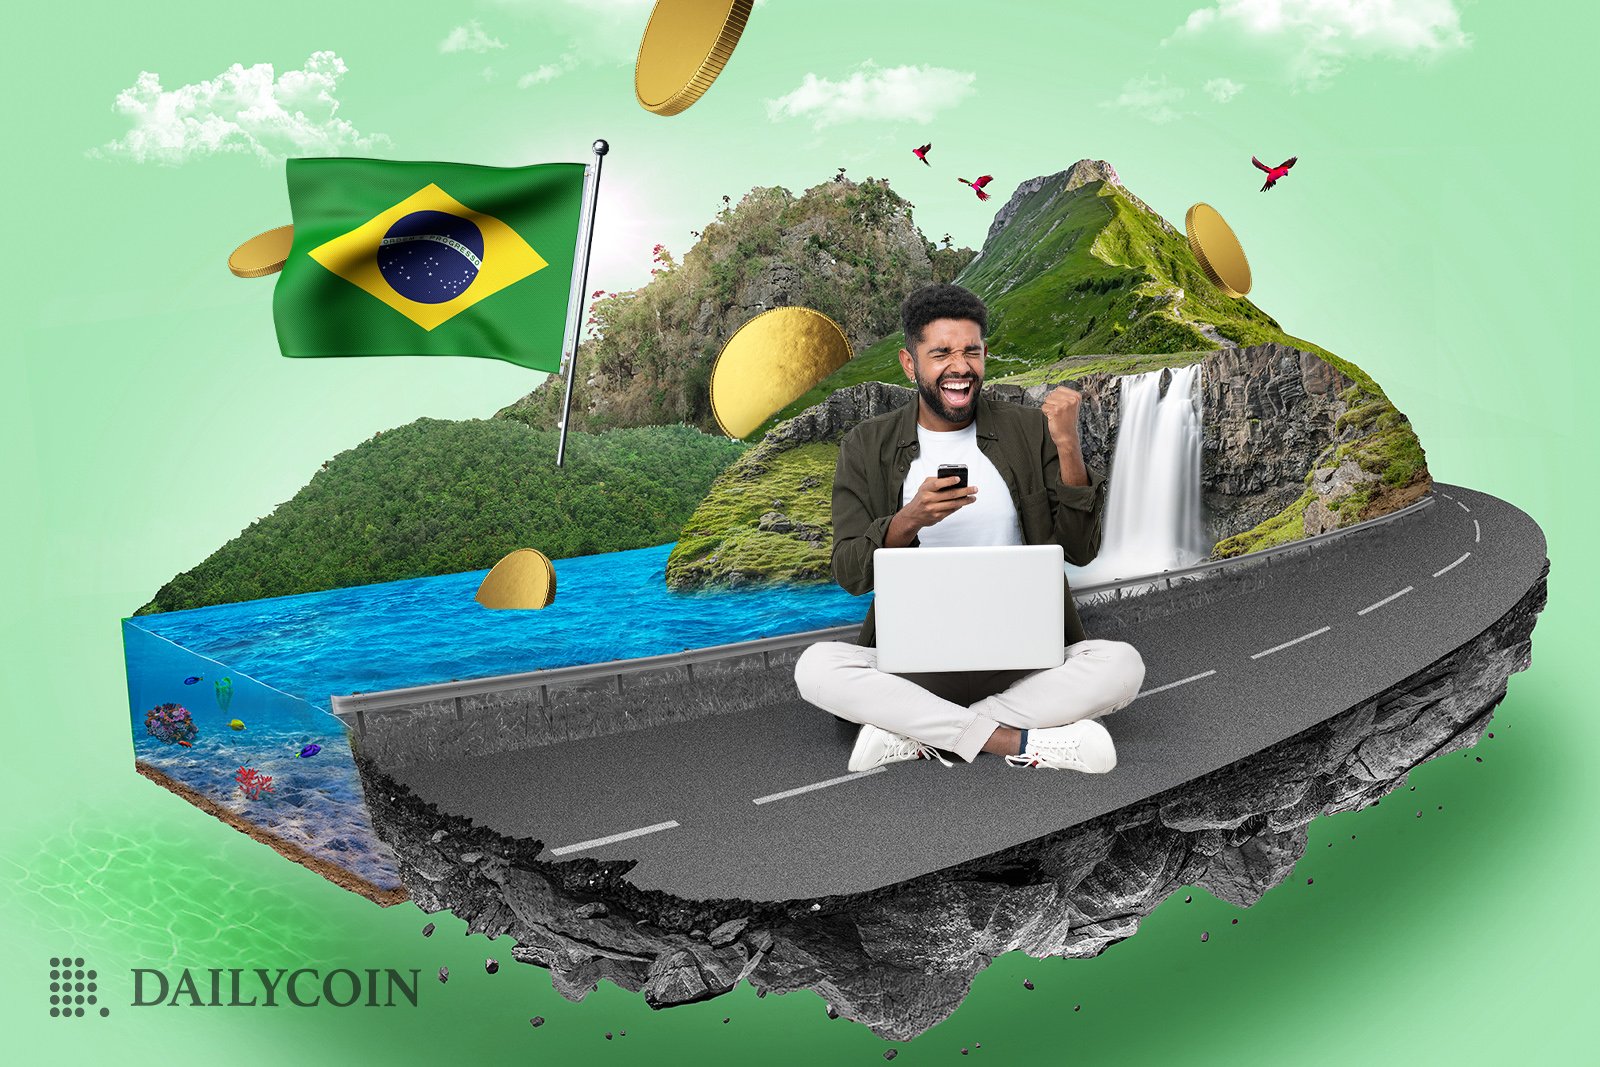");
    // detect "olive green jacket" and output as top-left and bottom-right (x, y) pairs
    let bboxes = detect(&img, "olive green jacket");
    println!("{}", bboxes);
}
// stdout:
(830, 393), (1107, 648)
